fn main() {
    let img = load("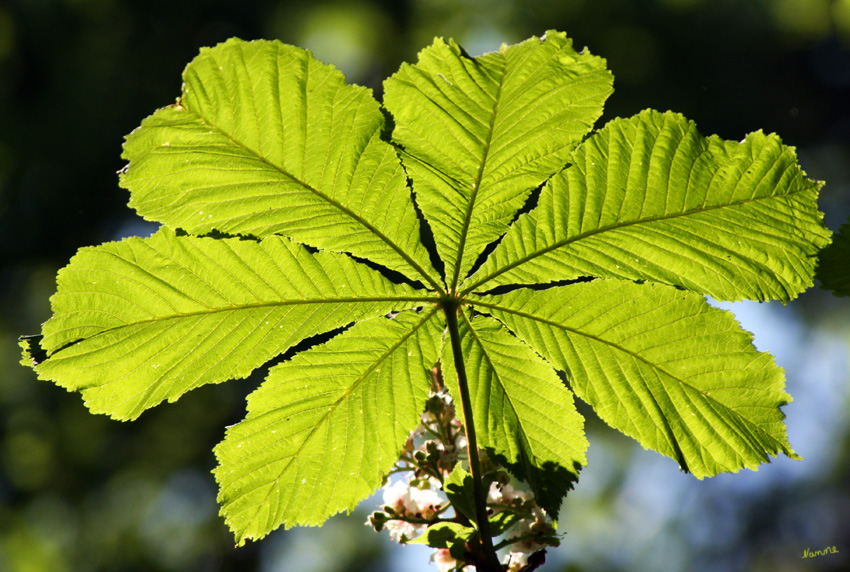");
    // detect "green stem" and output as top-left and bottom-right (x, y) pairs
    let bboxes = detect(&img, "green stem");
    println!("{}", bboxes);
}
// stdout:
(443, 299), (503, 572)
